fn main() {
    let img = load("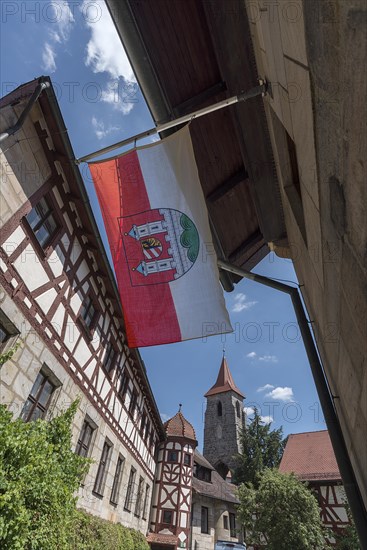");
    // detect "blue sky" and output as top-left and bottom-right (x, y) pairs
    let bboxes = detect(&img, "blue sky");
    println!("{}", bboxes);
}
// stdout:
(1, 0), (325, 449)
